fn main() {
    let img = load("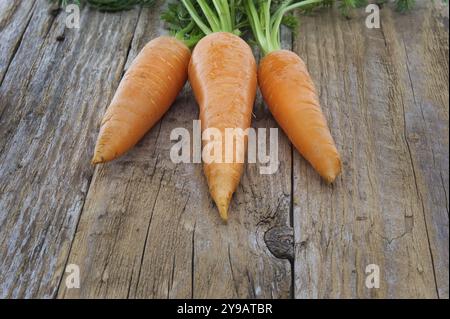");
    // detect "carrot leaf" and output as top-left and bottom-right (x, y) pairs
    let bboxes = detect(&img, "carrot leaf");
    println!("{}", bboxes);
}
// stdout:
(162, 0), (248, 47)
